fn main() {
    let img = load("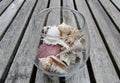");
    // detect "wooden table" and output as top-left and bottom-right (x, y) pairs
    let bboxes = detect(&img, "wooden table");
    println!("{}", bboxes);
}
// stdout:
(0, 0), (120, 83)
